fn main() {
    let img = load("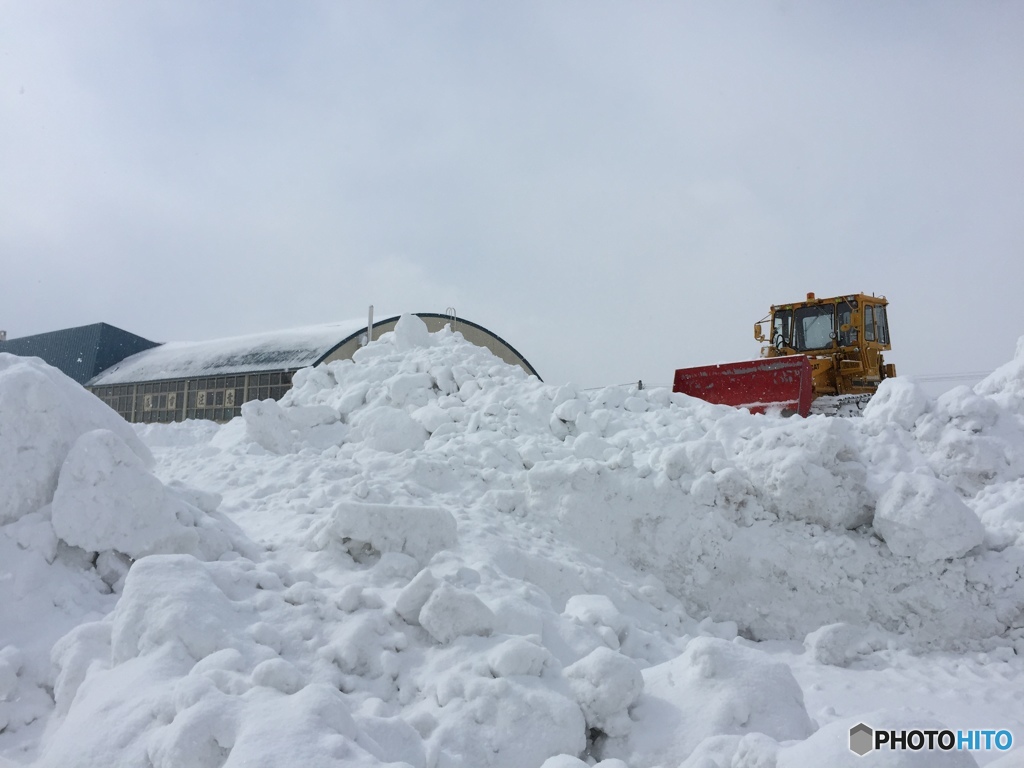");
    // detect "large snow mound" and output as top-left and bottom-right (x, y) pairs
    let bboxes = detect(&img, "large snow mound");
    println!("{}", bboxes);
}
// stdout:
(0, 354), (255, 759)
(0, 353), (152, 525)
(4, 322), (1024, 767)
